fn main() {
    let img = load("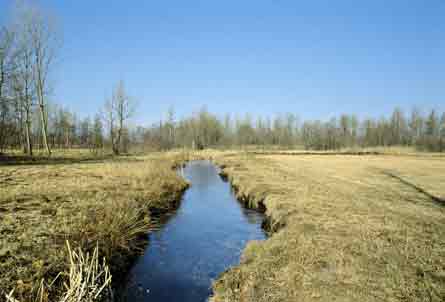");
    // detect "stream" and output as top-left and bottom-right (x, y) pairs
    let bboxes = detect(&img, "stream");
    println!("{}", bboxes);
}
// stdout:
(121, 160), (266, 301)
